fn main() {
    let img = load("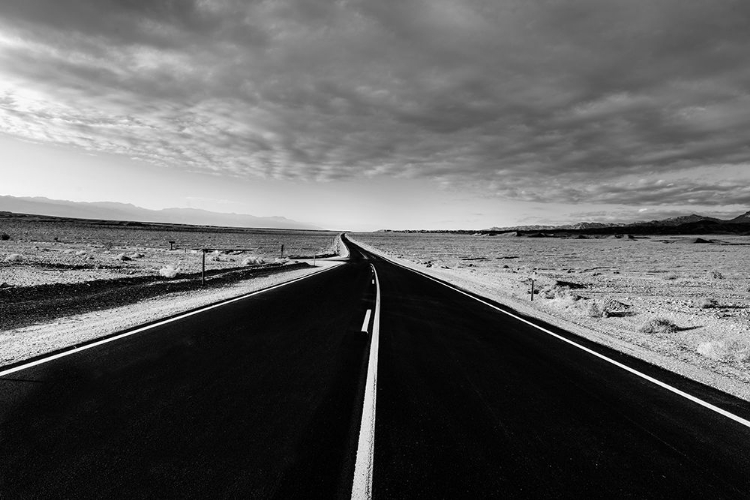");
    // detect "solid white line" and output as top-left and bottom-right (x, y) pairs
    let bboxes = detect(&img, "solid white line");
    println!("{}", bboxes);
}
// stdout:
(361, 309), (372, 333)
(365, 248), (750, 431)
(0, 264), (341, 378)
(352, 264), (381, 500)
